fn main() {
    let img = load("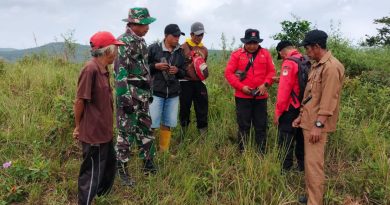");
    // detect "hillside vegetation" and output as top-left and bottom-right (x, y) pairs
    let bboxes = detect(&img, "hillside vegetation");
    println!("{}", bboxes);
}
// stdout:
(0, 42), (90, 63)
(0, 37), (389, 204)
